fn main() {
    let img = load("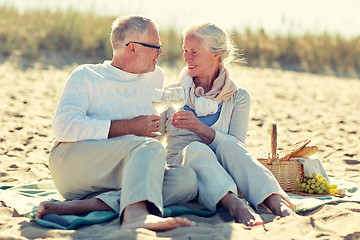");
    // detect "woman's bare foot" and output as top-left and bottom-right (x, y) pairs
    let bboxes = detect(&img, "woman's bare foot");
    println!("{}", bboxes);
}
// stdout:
(121, 201), (195, 231)
(220, 192), (263, 227)
(35, 198), (112, 219)
(263, 194), (297, 217)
